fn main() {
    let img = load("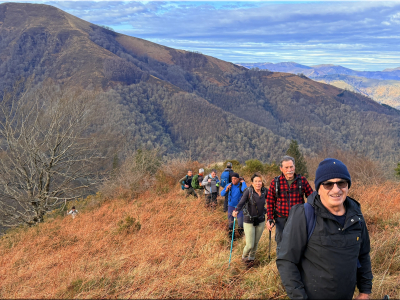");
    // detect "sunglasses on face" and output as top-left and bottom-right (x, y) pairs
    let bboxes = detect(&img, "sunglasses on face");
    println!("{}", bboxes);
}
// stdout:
(321, 180), (348, 190)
